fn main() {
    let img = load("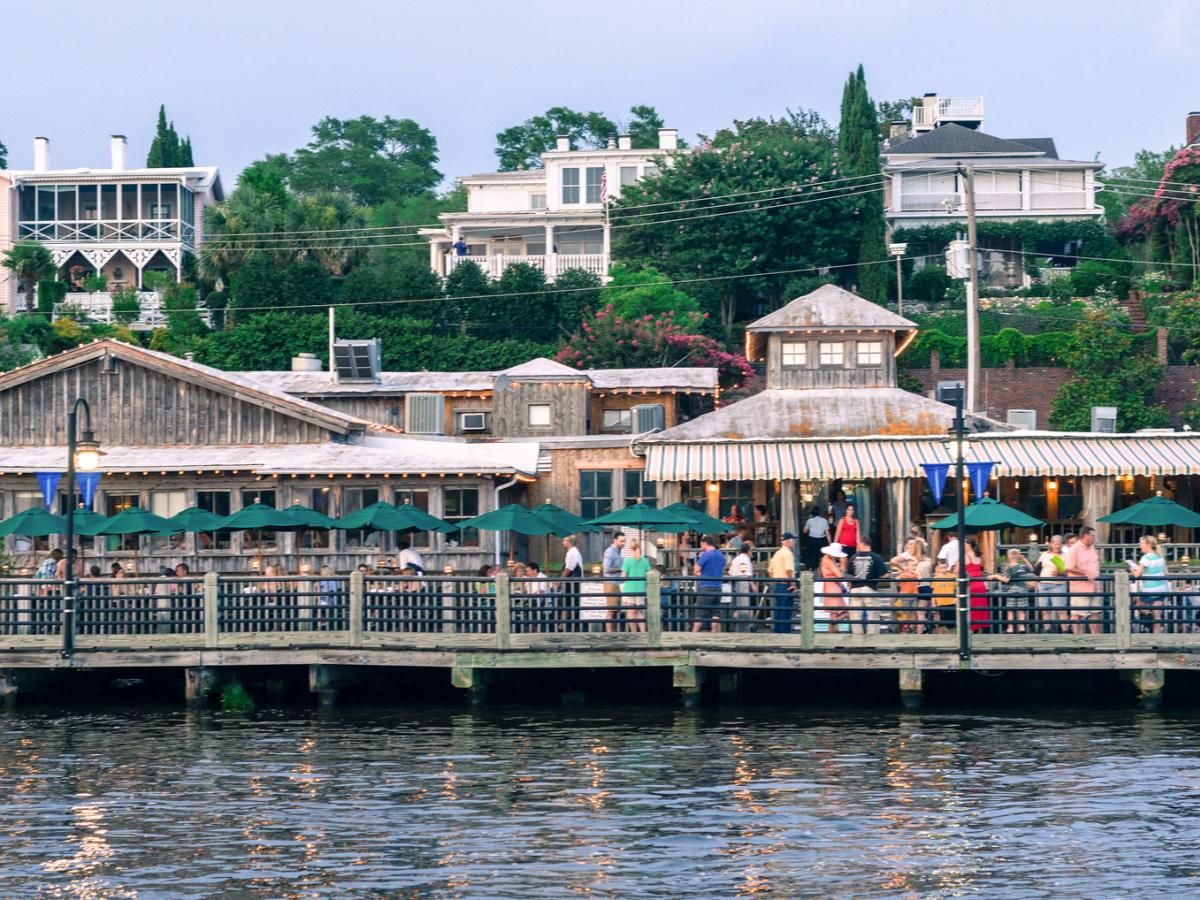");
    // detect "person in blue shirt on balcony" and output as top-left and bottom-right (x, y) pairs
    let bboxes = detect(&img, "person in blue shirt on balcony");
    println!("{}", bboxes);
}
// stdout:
(452, 237), (470, 257)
